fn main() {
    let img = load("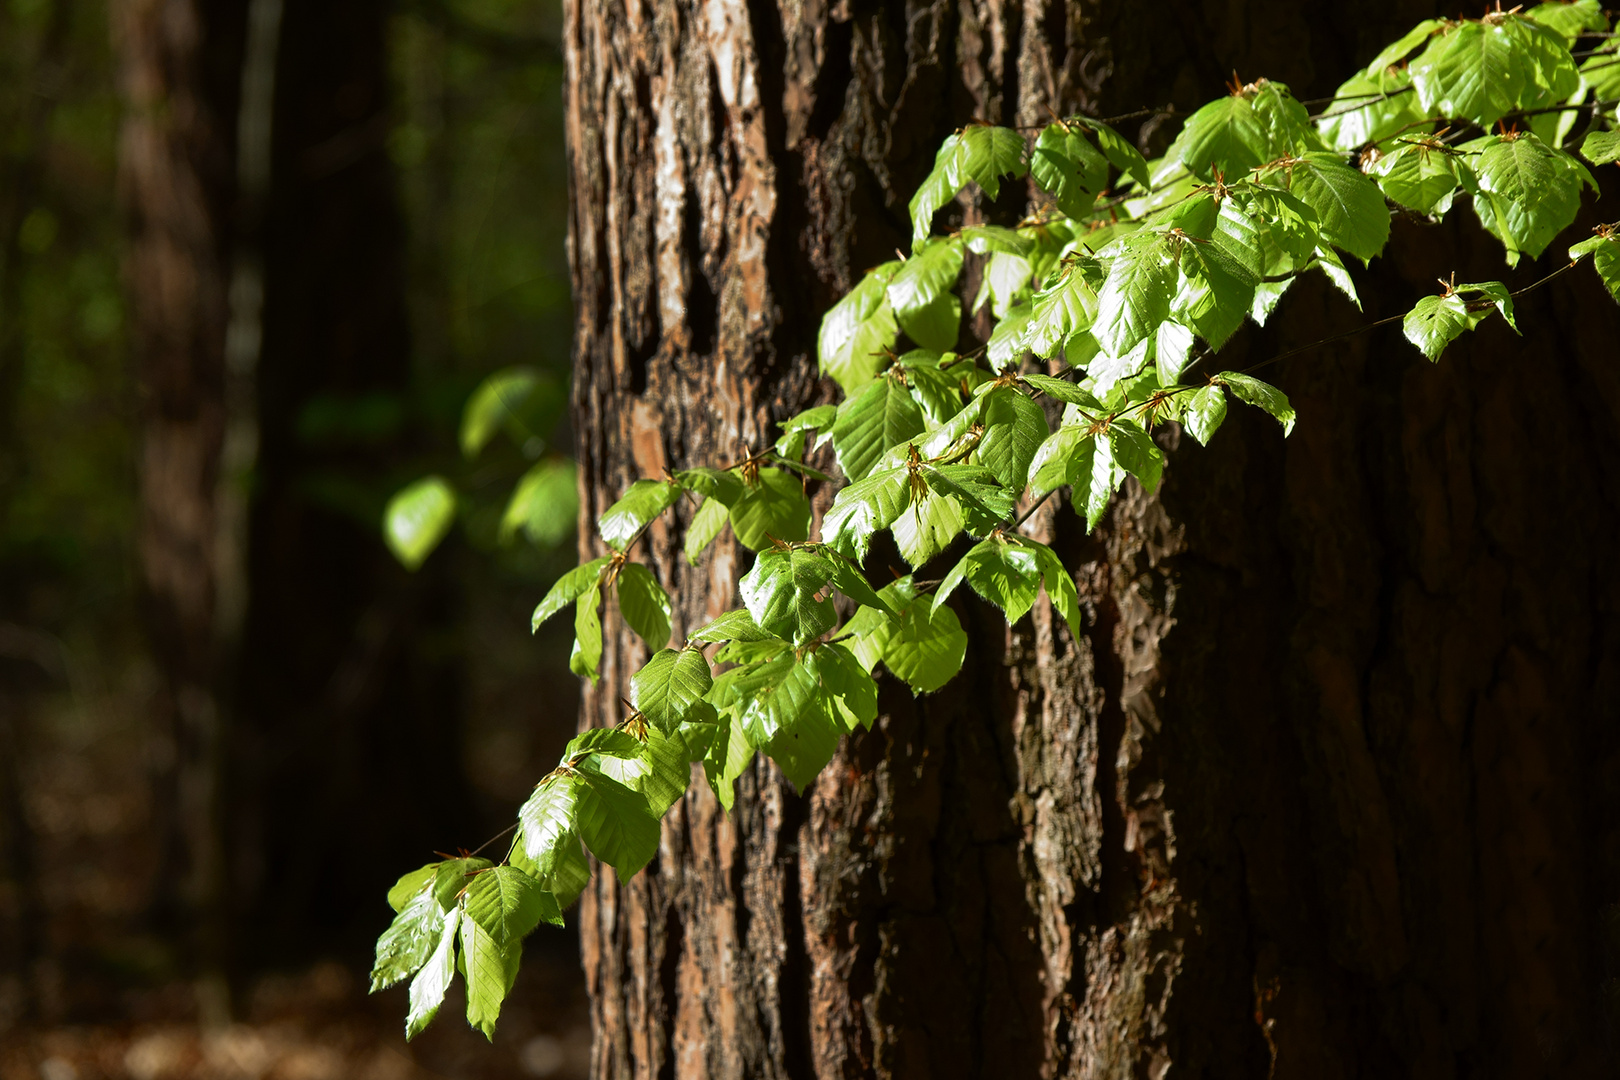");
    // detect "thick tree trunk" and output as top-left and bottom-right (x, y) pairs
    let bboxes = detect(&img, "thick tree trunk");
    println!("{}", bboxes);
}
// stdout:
(564, 2), (1620, 1077)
